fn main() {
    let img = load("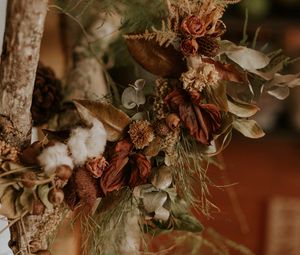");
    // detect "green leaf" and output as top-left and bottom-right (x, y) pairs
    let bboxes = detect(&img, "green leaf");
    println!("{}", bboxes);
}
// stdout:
(228, 97), (259, 118)
(233, 119), (265, 138)
(172, 213), (204, 233)
(74, 100), (131, 142)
